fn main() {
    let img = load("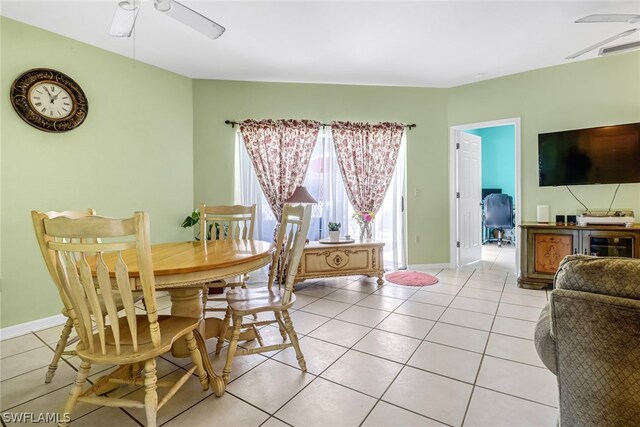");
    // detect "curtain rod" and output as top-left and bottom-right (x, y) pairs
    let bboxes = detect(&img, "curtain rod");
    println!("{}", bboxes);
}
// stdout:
(224, 120), (416, 129)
